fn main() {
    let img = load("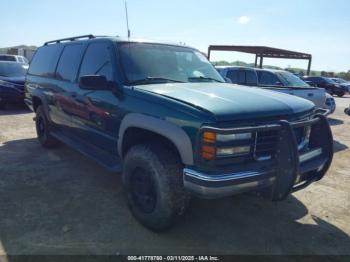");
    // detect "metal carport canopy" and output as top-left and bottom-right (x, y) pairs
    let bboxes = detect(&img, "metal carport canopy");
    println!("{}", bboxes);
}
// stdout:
(207, 45), (312, 74)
